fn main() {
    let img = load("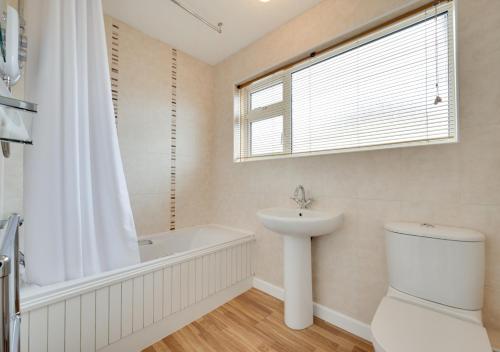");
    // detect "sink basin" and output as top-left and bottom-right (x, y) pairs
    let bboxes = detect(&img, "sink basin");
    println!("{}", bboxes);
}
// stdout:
(257, 208), (343, 237)
(257, 207), (344, 330)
